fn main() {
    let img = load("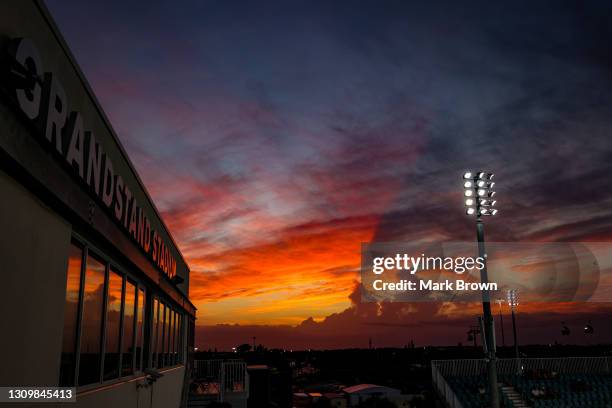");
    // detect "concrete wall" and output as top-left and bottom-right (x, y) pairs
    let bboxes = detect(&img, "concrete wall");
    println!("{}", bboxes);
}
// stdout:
(69, 367), (185, 408)
(0, 168), (186, 407)
(0, 118), (190, 406)
(6, 367), (185, 408)
(0, 168), (71, 386)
